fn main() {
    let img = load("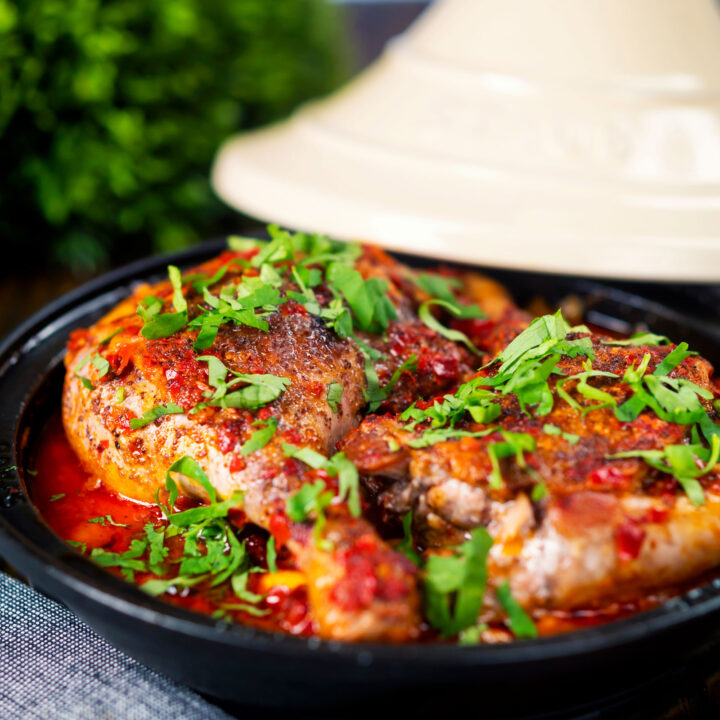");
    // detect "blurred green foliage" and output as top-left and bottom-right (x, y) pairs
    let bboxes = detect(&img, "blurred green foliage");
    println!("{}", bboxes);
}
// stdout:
(0, 0), (348, 272)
